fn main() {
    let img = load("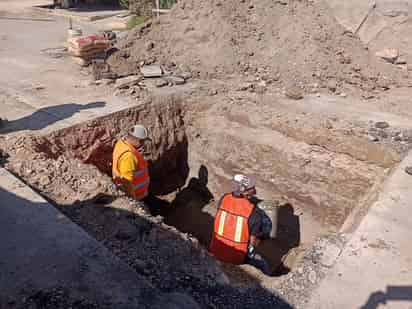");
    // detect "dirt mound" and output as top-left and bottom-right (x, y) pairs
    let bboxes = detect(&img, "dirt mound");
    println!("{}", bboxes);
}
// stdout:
(108, 0), (406, 94)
